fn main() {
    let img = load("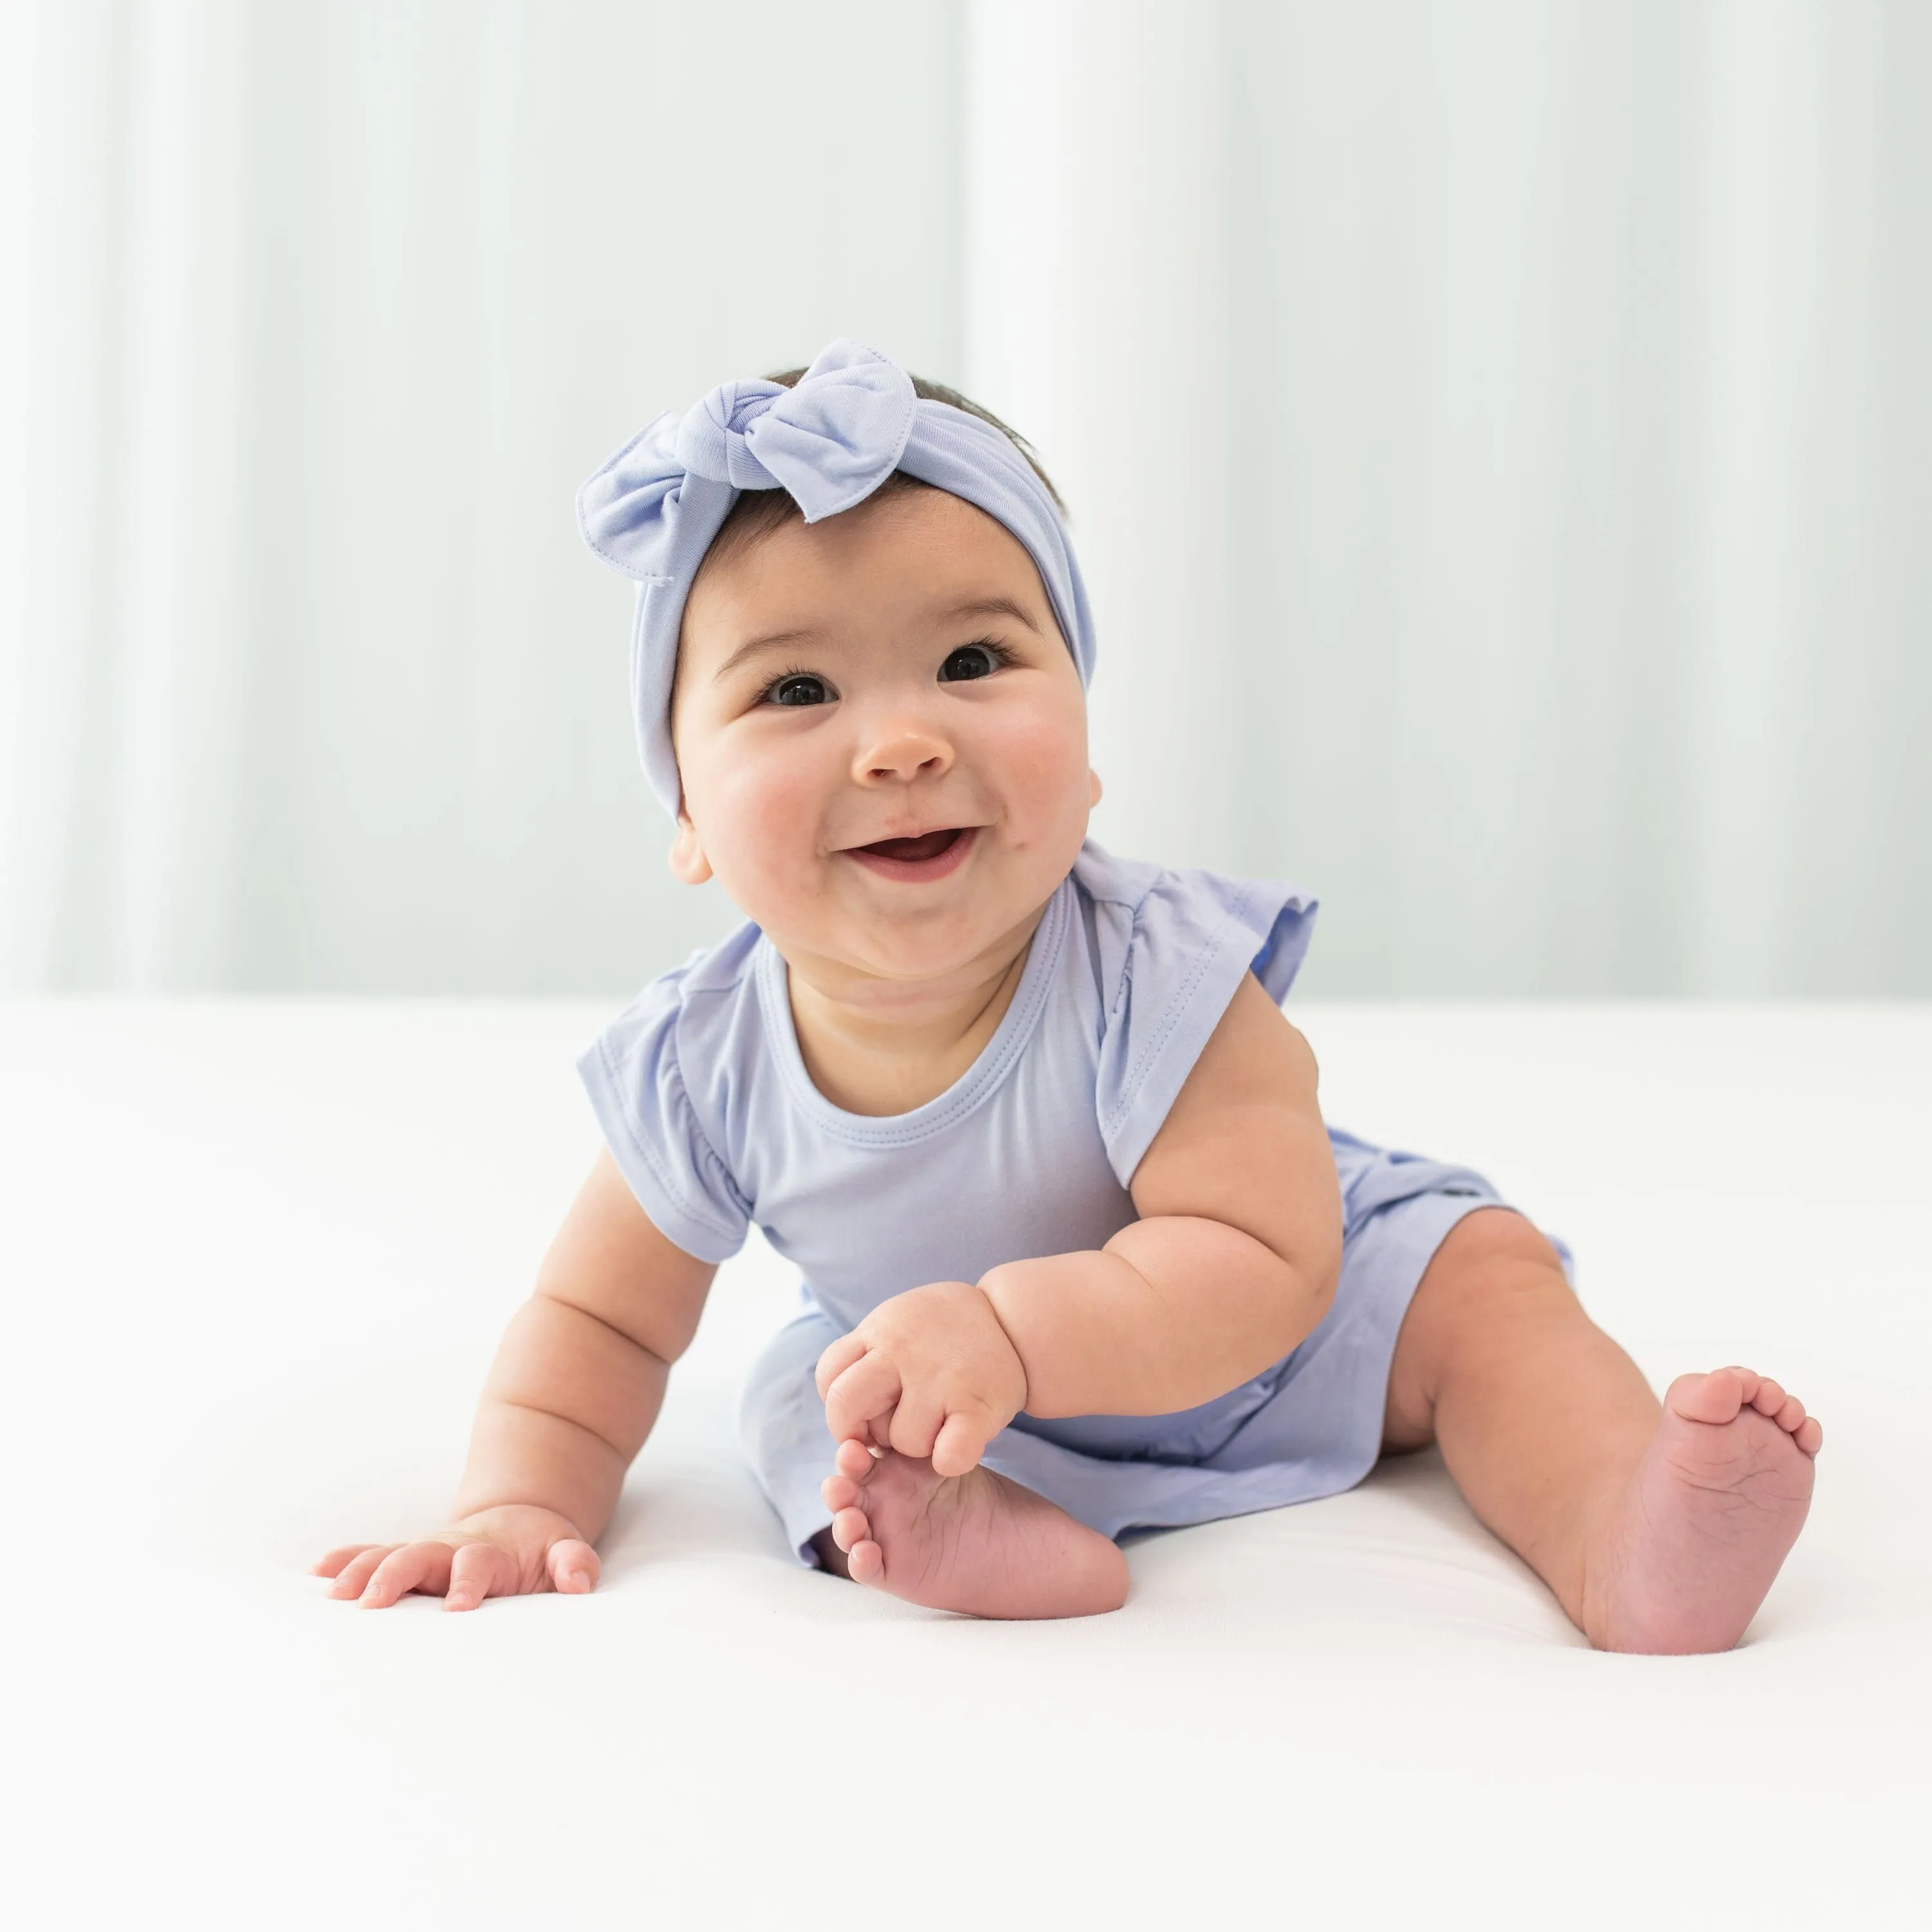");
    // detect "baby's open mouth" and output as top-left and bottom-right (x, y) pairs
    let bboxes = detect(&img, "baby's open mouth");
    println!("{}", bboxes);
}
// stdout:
(858, 828), (966, 862)
(842, 825), (979, 880)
